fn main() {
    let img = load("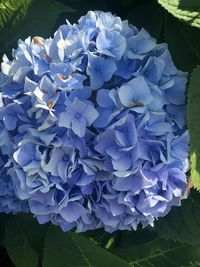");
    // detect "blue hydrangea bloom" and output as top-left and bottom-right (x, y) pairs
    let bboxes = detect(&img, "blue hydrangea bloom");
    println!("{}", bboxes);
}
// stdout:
(96, 29), (126, 60)
(58, 97), (98, 137)
(0, 10), (189, 233)
(87, 52), (117, 89)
